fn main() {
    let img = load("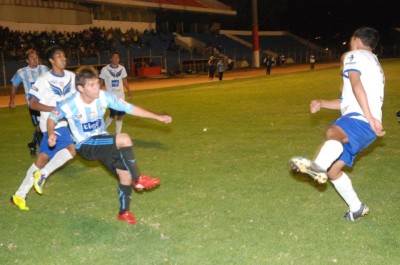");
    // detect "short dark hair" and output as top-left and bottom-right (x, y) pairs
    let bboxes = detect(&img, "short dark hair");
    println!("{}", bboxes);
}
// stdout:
(75, 66), (98, 88)
(352, 27), (380, 49)
(110, 51), (119, 59)
(45, 46), (64, 63)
